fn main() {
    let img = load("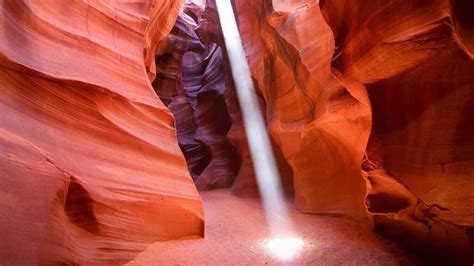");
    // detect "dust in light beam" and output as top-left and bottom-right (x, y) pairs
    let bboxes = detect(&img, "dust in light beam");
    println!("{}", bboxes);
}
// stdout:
(215, 0), (304, 261)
